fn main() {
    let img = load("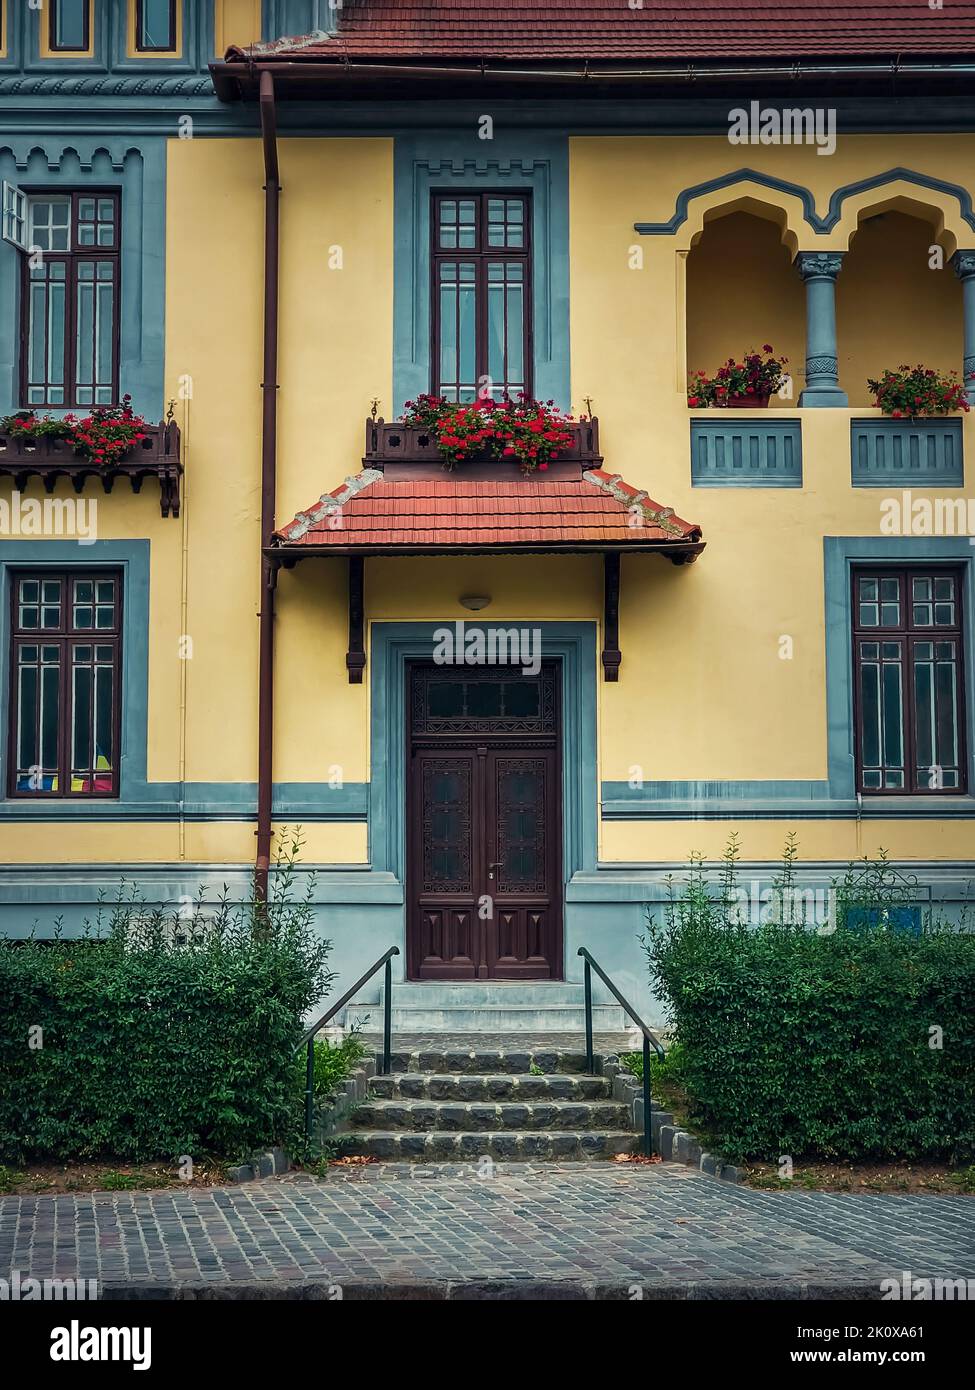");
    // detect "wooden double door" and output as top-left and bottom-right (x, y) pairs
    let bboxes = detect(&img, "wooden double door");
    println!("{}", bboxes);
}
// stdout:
(406, 661), (563, 980)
